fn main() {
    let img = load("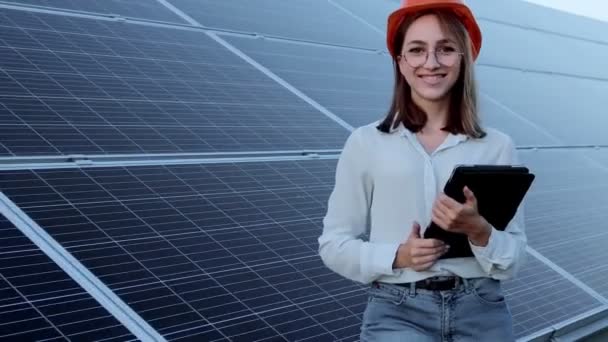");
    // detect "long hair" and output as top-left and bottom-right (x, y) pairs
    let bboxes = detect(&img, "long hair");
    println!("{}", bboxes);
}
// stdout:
(377, 9), (485, 138)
